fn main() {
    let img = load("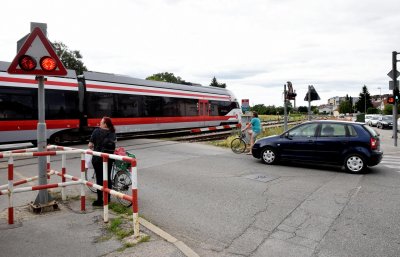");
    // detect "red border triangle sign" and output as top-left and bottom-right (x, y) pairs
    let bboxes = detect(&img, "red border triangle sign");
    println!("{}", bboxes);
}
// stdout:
(8, 27), (67, 76)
